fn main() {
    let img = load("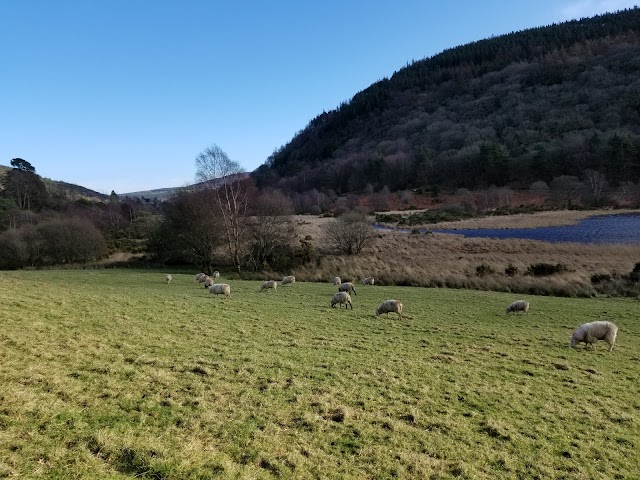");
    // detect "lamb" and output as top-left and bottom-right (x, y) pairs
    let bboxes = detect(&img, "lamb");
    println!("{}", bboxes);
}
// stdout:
(282, 275), (296, 285)
(194, 272), (206, 283)
(208, 283), (231, 298)
(505, 300), (530, 314)
(330, 292), (353, 310)
(204, 277), (214, 289)
(261, 280), (277, 292)
(338, 282), (357, 296)
(363, 277), (375, 285)
(332, 276), (341, 286)
(212, 271), (220, 279)
(571, 321), (618, 351)
(375, 299), (403, 319)
(165, 274), (172, 285)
